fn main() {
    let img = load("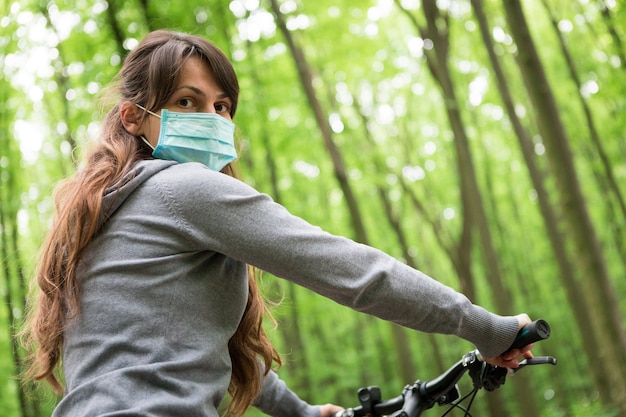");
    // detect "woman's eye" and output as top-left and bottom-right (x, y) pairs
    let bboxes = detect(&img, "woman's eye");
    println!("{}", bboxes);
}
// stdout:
(179, 98), (194, 108)
(215, 103), (230, 113)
